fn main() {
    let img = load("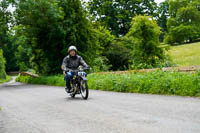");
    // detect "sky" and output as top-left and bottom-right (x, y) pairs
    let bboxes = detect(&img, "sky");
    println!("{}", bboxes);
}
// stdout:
(155, 0), (165, 4)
